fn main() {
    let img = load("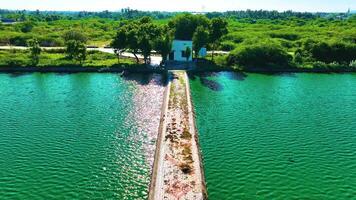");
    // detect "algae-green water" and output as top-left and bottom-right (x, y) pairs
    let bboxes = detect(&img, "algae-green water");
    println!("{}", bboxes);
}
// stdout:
(190, 72), (356, 200)
(0, 73), (165, 199)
